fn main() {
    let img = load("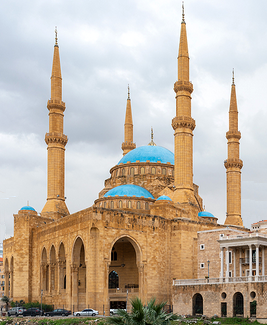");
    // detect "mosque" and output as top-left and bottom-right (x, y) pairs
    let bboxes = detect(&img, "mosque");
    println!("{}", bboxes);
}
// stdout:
(5, 7), (266, 318)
